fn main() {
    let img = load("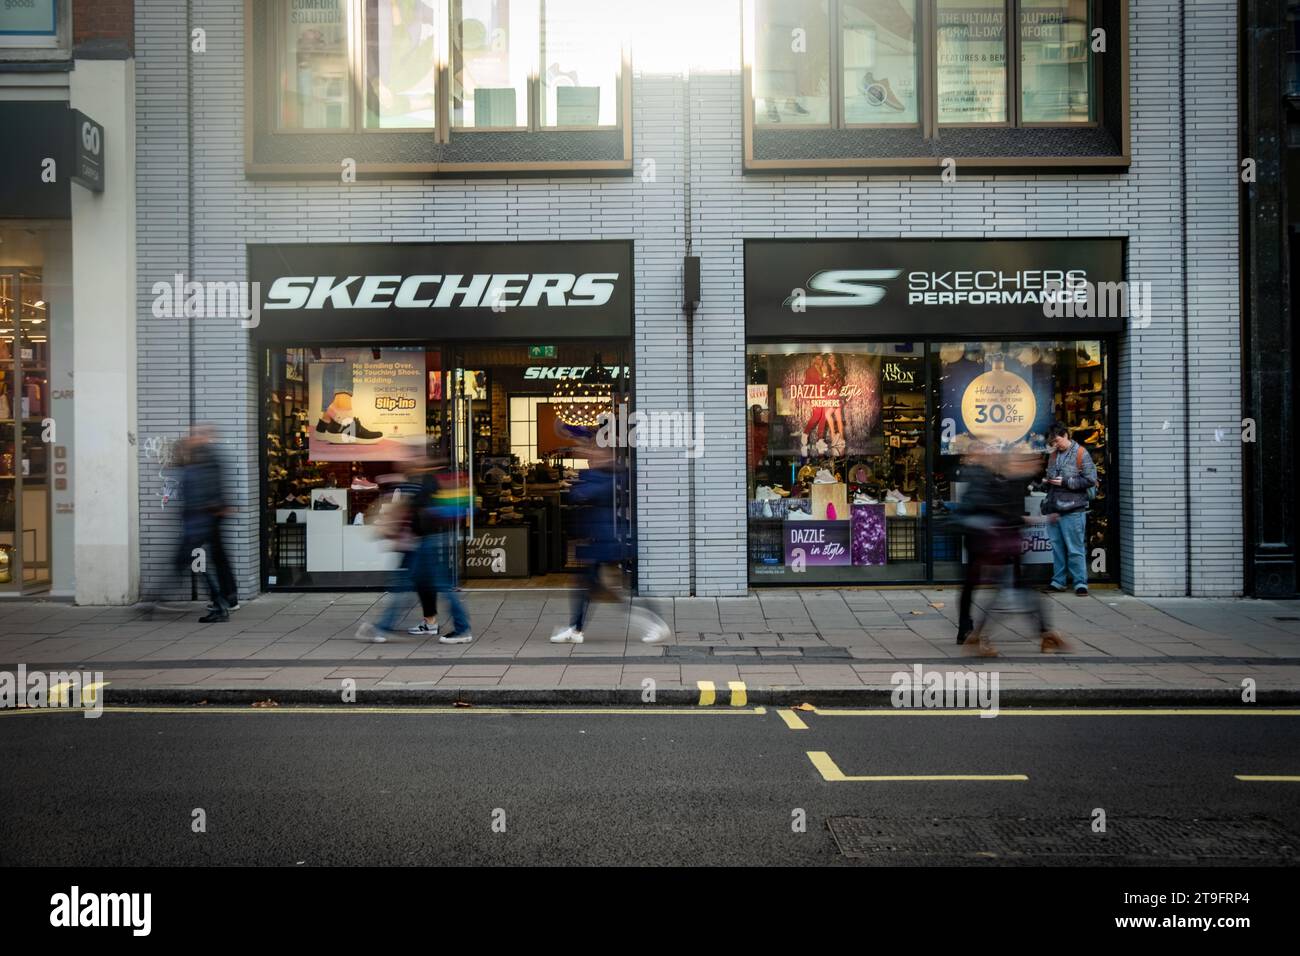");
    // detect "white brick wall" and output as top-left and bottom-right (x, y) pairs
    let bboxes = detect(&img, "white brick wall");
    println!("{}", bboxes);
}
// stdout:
(133, 0), (1242, 599)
